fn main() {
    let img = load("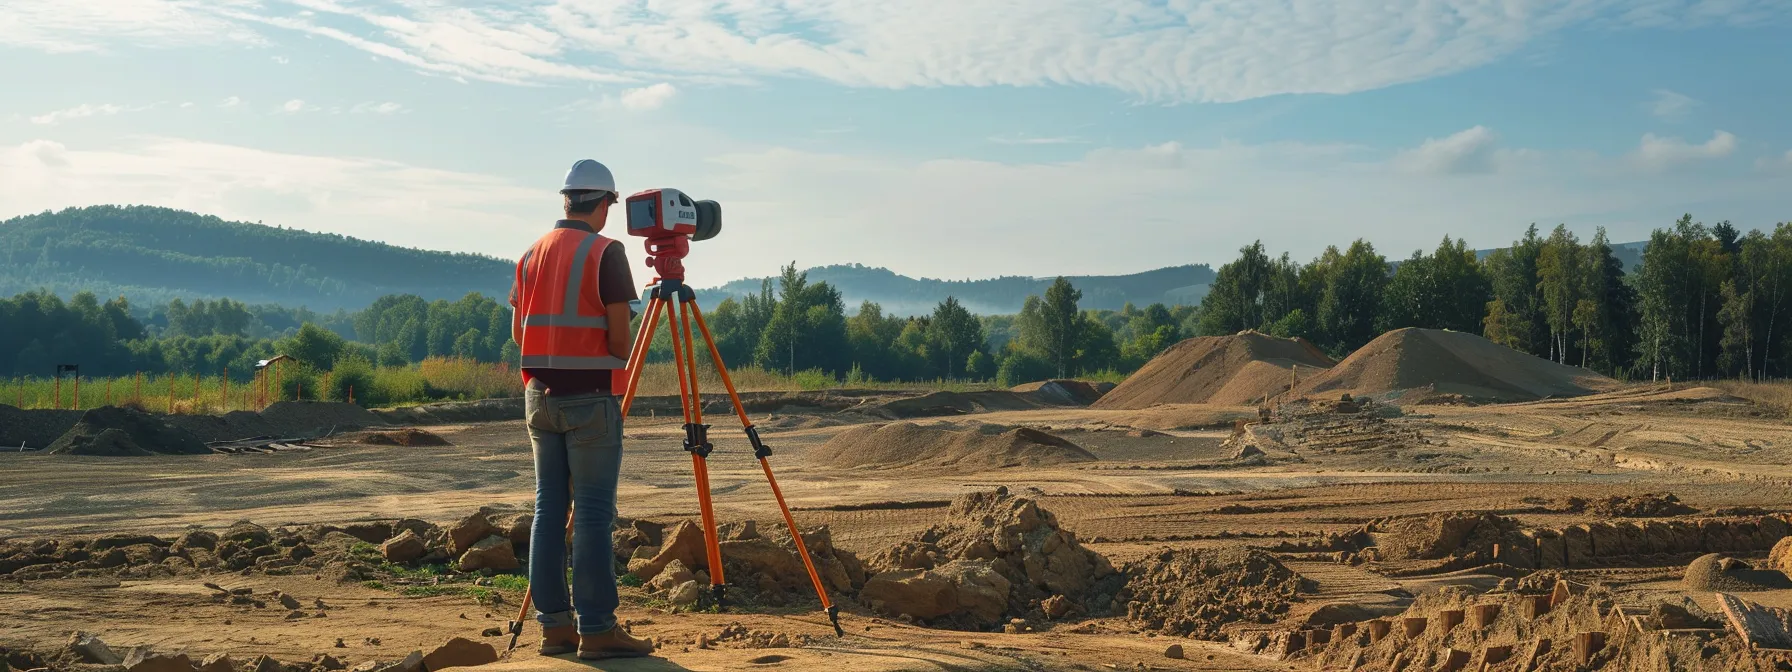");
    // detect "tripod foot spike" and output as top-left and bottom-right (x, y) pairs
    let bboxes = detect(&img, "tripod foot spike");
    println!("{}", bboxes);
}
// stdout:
(712, 584), (727, 611)
(505, 620), (523, 652)
(826, 605), (843, 637)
